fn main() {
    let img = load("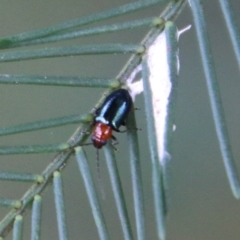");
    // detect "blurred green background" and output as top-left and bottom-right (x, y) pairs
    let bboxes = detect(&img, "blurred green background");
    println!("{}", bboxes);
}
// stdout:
(0, 0), (240, 239)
